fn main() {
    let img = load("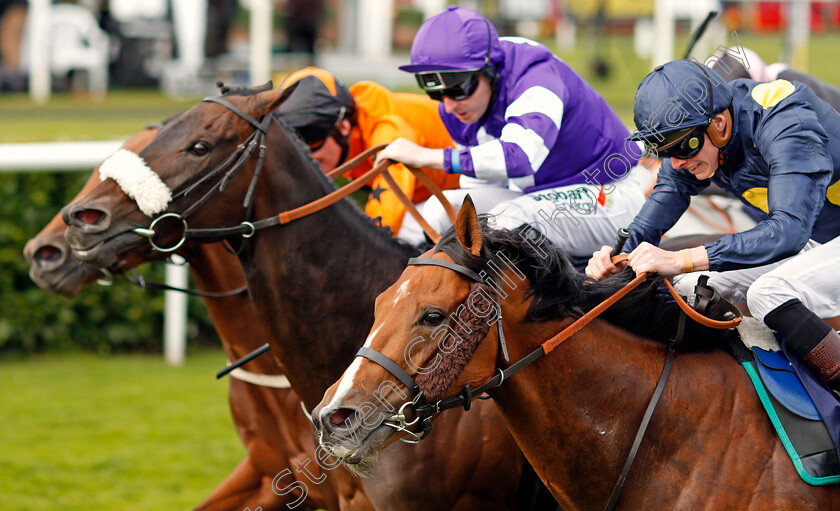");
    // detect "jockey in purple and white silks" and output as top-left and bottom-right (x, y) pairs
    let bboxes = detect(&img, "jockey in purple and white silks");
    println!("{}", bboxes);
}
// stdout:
(375, 6), (646, 257)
